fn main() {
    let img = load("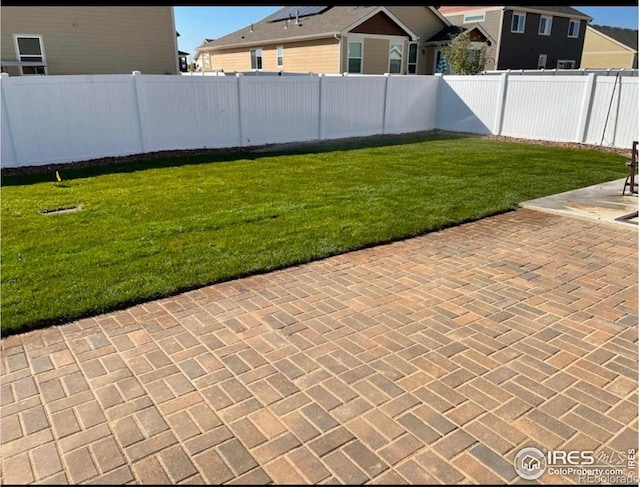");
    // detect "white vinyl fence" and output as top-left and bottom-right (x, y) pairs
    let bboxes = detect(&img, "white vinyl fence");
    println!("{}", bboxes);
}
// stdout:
(438, 72), (638, 148)
(1, 71), (637, 168)
(0, 72), (439, 168)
